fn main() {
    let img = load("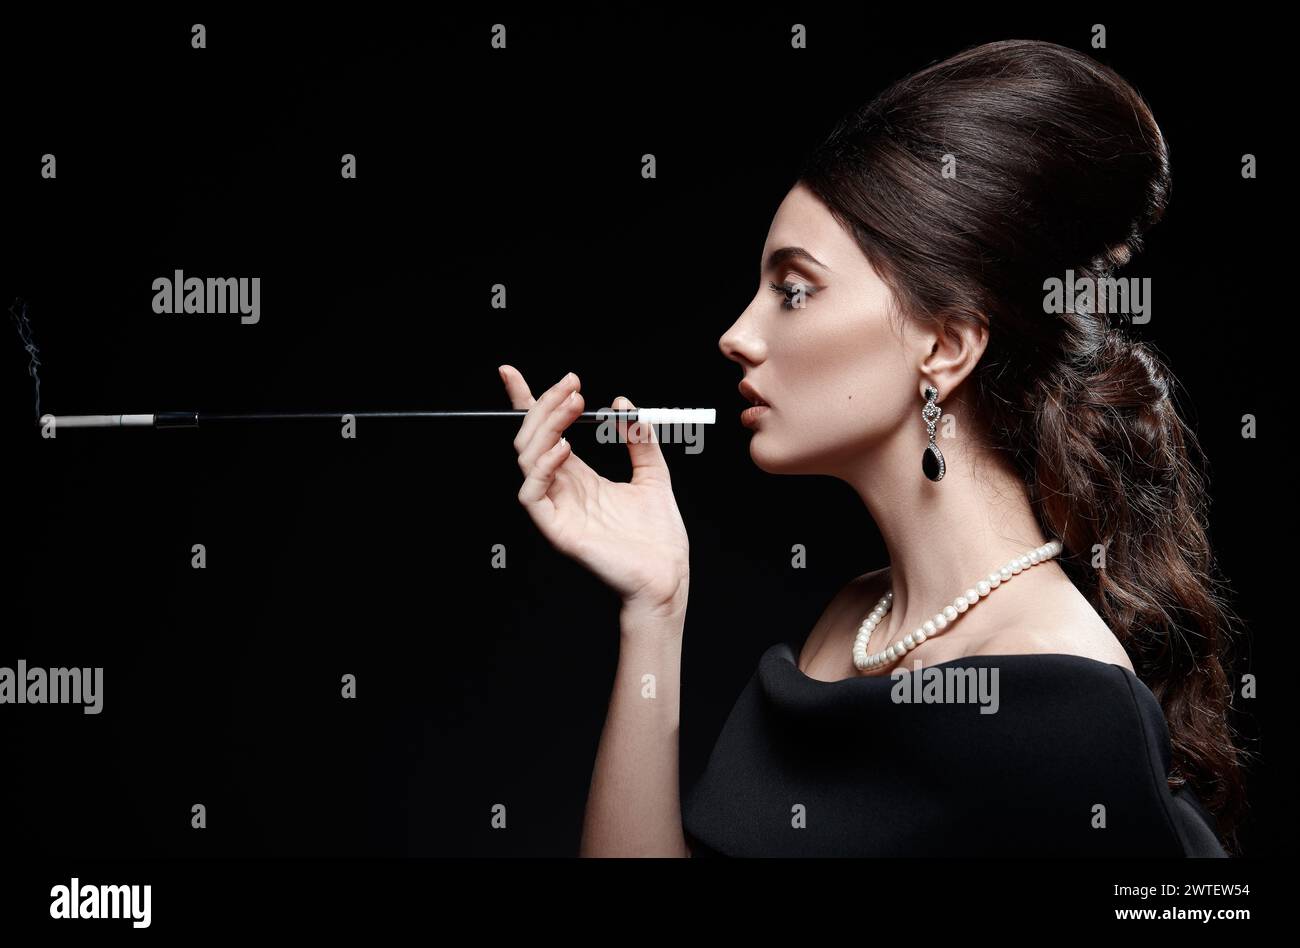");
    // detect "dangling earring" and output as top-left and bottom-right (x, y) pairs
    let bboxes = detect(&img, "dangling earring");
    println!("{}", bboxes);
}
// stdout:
(921, 384), (945, 482)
